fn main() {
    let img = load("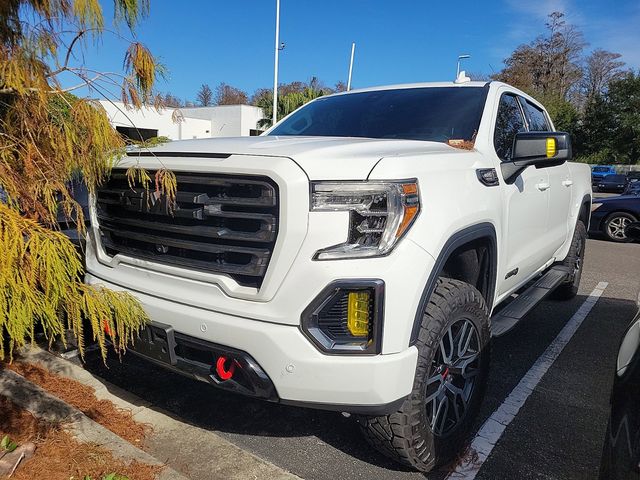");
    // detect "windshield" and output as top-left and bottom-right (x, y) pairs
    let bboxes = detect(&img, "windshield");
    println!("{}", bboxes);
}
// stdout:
(593, 167), (611, 172)
(604, 174), (626, 182)
(269, 87), (488, 143)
